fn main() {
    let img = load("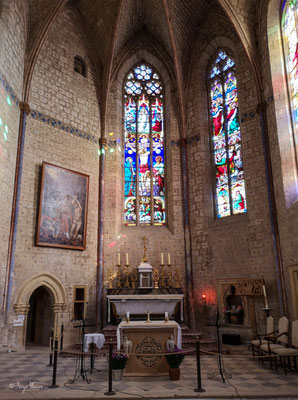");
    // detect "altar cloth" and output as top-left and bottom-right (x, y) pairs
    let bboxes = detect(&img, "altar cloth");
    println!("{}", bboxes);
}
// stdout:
(117, 320), (182, 350)
(83, 333), (105, 352)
